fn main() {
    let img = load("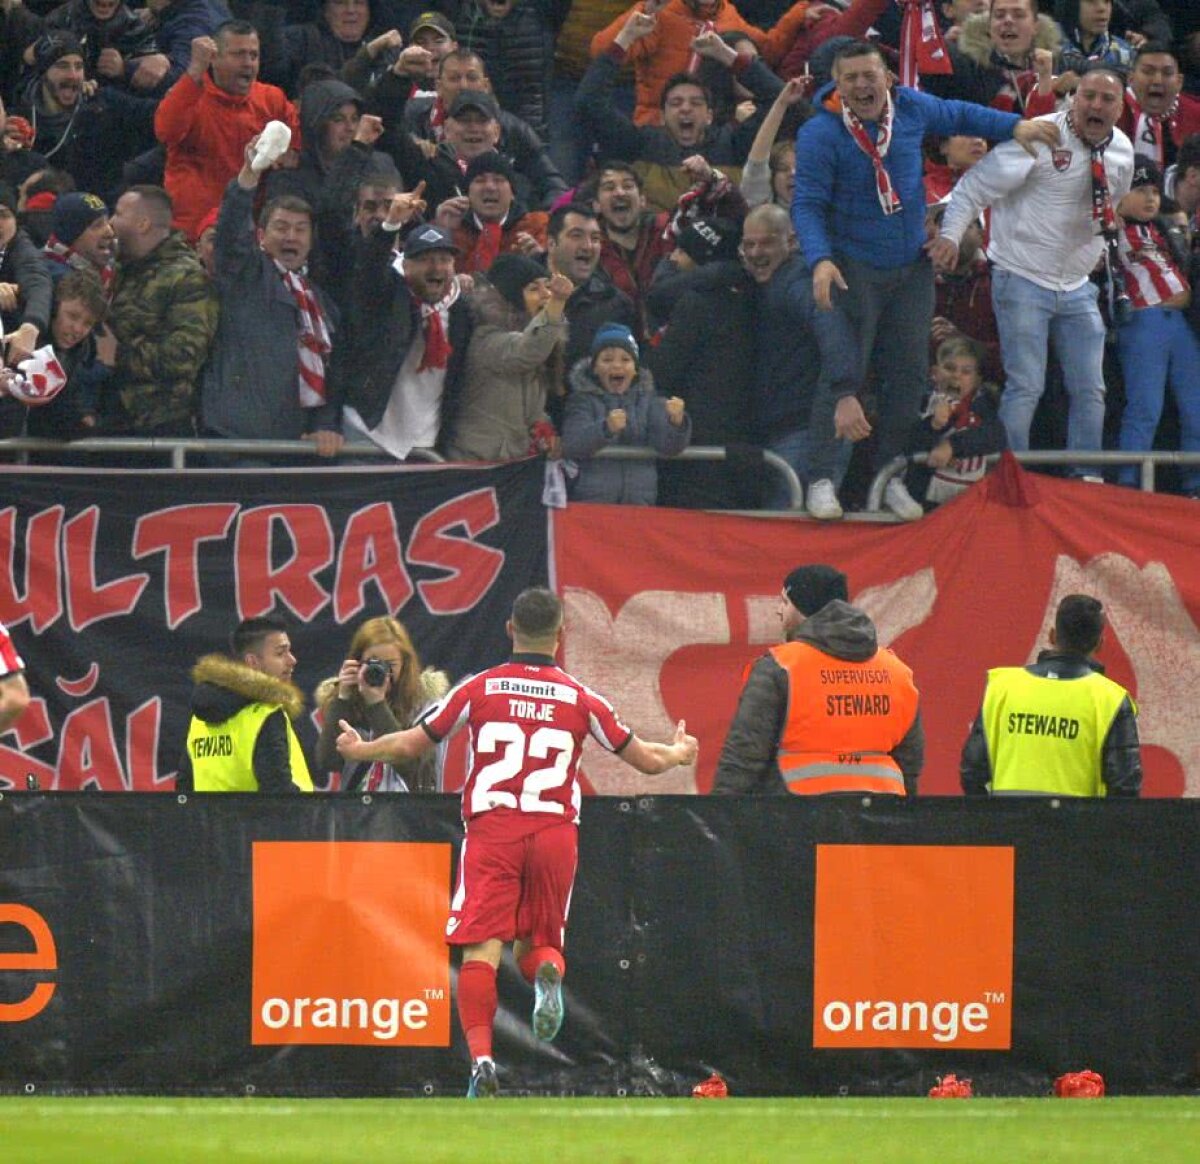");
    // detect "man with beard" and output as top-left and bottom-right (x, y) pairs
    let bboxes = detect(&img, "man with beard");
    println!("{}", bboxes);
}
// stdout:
(42, 190), (114, 288)
(1118, 44), (1200, 171)
(593, 161), (672, 332)
(436, 150), (547, 275)
(577, 16), (784, 210)
(15, 31), (157, 198)
(199, 135), (341, 457)
(332, 207), (474, 460)
(107, 183), (218, 435)
(933, 63), (1134, 464)
(544, 201), (639, 394)
(155, 22), (299, 239)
